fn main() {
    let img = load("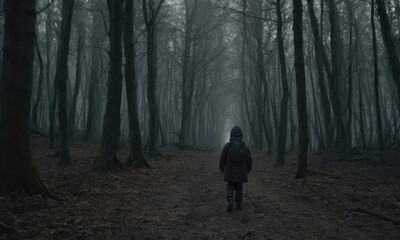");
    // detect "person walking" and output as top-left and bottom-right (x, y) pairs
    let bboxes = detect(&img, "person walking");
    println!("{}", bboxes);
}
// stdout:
(219, 126), (252, 212)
